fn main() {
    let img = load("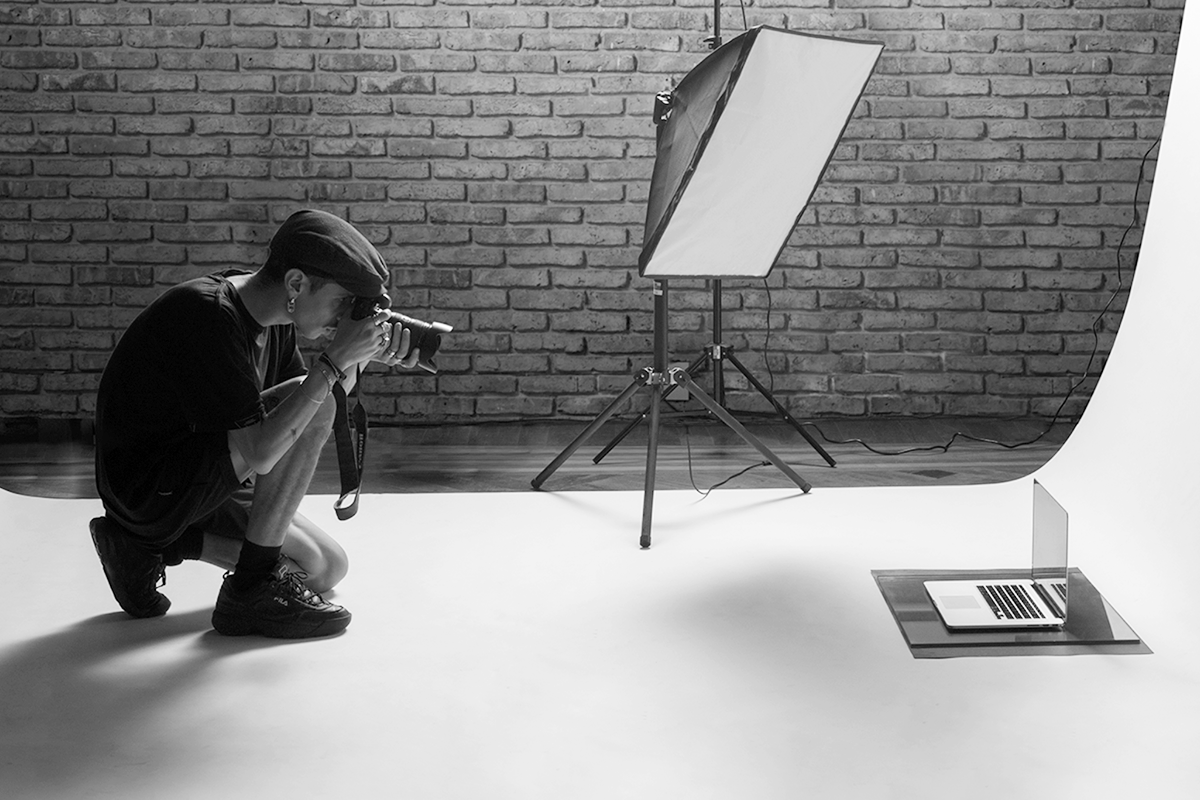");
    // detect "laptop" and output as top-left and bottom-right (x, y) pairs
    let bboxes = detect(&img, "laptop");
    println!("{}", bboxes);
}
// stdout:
(924, 480), (1069, 629)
